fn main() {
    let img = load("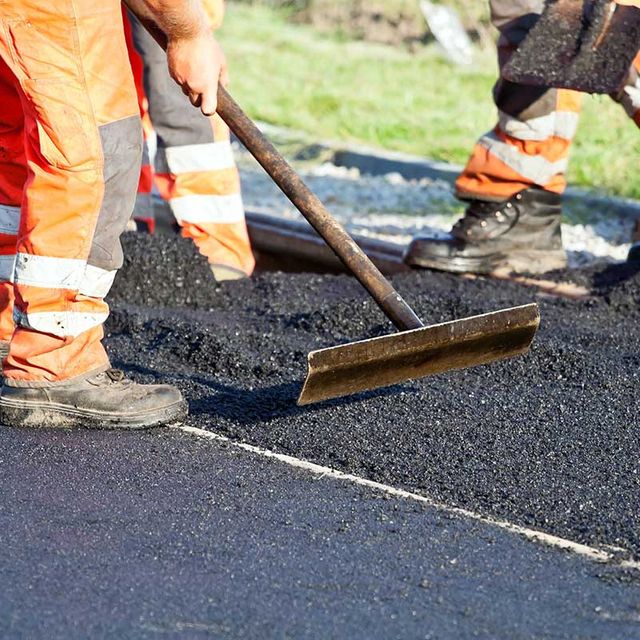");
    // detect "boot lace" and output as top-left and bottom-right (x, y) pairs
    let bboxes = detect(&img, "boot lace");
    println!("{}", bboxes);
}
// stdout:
(105, 369), (127, 383)
(453, 198), (517, 236)
(87, 368), (134, 388)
